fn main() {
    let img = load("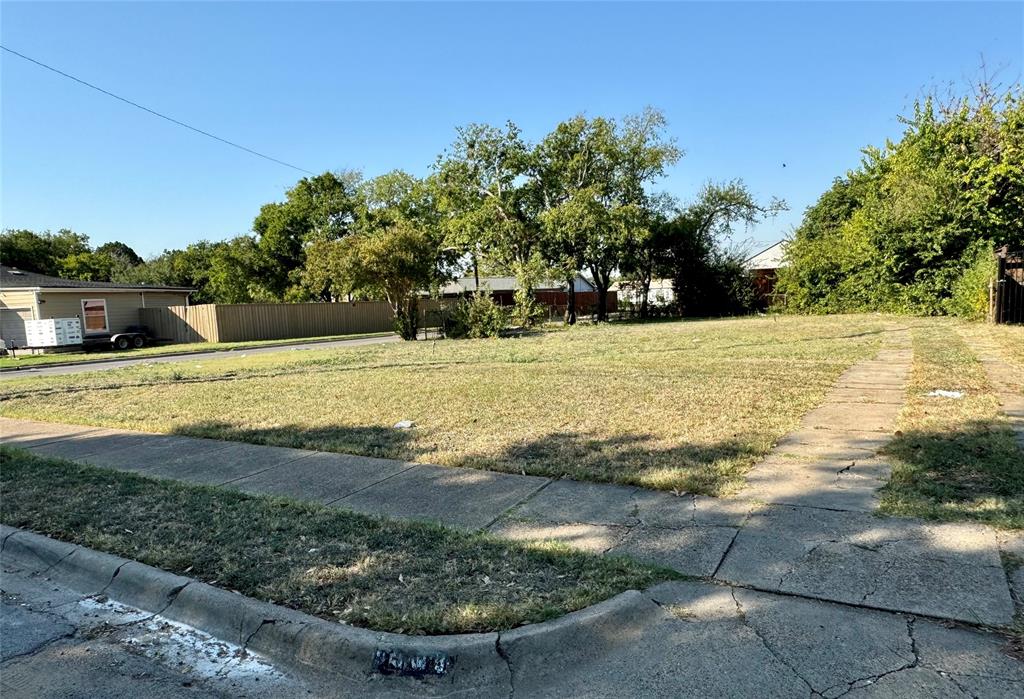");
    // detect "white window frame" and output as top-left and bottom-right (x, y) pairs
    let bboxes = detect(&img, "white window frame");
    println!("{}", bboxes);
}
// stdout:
(80, 298), (109, 334)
